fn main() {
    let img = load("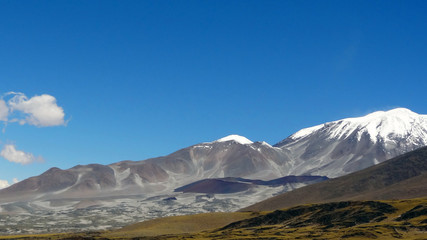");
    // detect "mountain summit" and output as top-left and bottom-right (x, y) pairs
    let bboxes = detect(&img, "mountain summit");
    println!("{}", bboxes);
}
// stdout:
(283, 108), (427, 144)
(275, 108), (427, 177)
